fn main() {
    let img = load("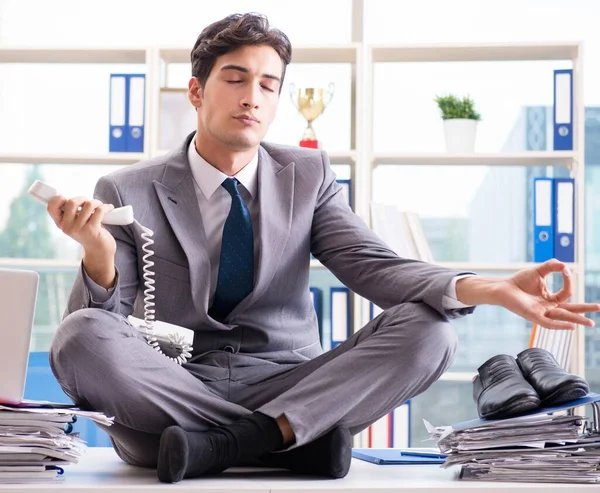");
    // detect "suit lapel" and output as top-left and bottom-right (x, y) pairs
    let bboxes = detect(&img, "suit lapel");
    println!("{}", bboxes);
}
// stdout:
(227, 146), (295, 318)
(153, 133), (211, 316)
